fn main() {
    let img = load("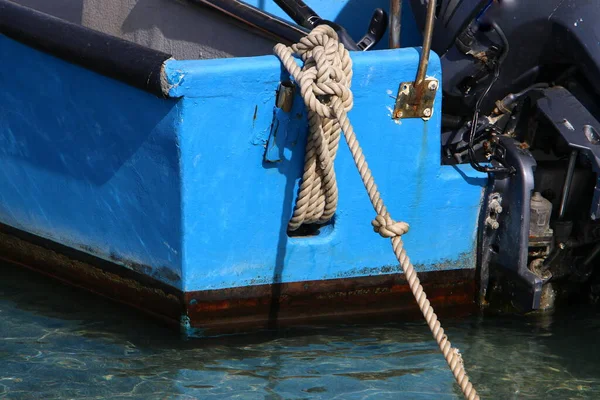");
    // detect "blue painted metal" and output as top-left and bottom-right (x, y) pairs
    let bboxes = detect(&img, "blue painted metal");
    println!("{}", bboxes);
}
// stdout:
(0, 23), (486, 295)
